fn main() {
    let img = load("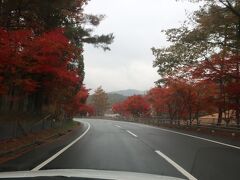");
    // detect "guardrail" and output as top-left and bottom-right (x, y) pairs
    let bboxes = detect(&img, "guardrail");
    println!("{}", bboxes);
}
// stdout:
(86, 116), (240, 133)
